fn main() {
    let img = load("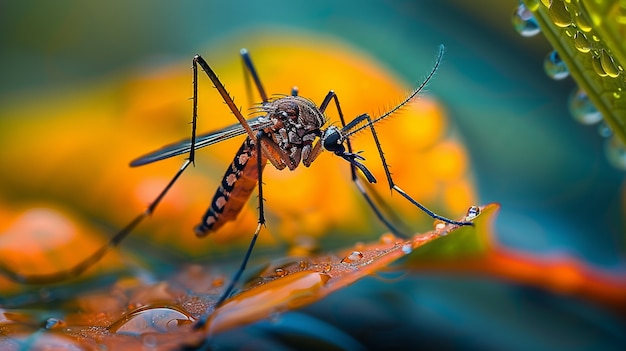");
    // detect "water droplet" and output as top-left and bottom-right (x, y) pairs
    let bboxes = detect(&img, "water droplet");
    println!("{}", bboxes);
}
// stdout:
(465, 206), (481, 220)
(568, 88), (602, 125)
(591, 55), (608, 77)
(43, 317), (64, 330)
(512, 3), (541, 37)
(401, 243), (413, 254)
(549, 0), (572, 27)
(435, 222), (446, 230)
(597, 122), (613, 138)
(544, 50), (569, 80)
(600, 50), (620, 78)
(109, 305), (194, 335)
(298, 260), (309, 269)
(341, 251), (364, 264)
(323, 264), (332, 273)
(379, 233), (396, 244)
(605, 136), (626, 170)
(574, 11), (592, 32)
(573, 31), (591, 53)
(274, 268), (286, 277)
